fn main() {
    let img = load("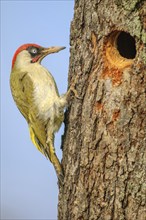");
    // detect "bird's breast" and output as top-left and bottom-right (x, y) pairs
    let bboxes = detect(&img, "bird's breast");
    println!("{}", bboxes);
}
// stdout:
(27, 65), (64, 127)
